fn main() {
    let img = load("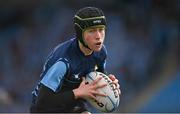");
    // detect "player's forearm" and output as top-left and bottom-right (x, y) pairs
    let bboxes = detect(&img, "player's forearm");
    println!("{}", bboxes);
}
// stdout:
(36, 85), (77, 109)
